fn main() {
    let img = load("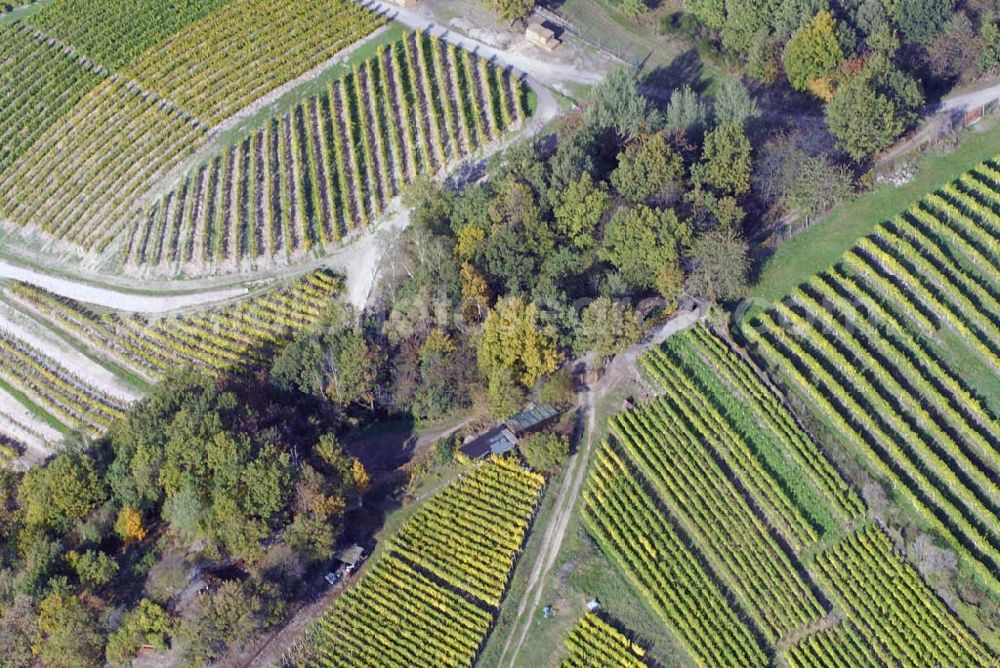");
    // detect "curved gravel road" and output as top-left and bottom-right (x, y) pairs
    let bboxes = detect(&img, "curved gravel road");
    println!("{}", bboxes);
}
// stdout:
(0, 260), (247, 313)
